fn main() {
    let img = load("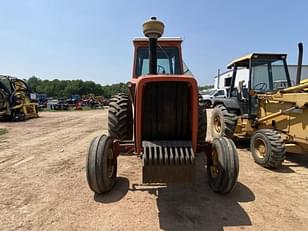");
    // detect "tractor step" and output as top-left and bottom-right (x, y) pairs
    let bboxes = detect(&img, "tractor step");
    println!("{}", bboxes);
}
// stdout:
(142, 141), (195, 183)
